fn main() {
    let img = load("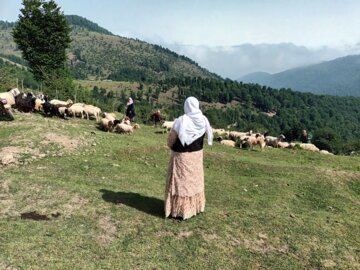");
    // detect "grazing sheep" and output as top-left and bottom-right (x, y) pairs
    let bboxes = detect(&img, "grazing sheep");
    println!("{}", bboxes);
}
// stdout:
(265, 134), (286, 148)
(122, 117), (131, 126)
(15, 93), (36, 113)
(58, 107), (69, 118)
(99, 118), (114, 132)
(114, 123), (134, 134)
(103, 112), (117, 122)
(68, 104), (85, 118)
(50, 99), (73, 107)
(299, 143), (320, 152)
(220, 139), (236, 147)
(243, 134), (266, 150)
(212, 128), (227, 136)
(84, 105), (101, 122)
(71, 103), (85, 107)
(0, 88), (21, 107)
(278, 141), (290, 148)
(320, 150), (334, 155)
(42, 102), (59, 117)
(229, 131), (251, 141)
(132, 123), (140, 129)
(34, 98), (44, 111)
(162, 121), (174, 133)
